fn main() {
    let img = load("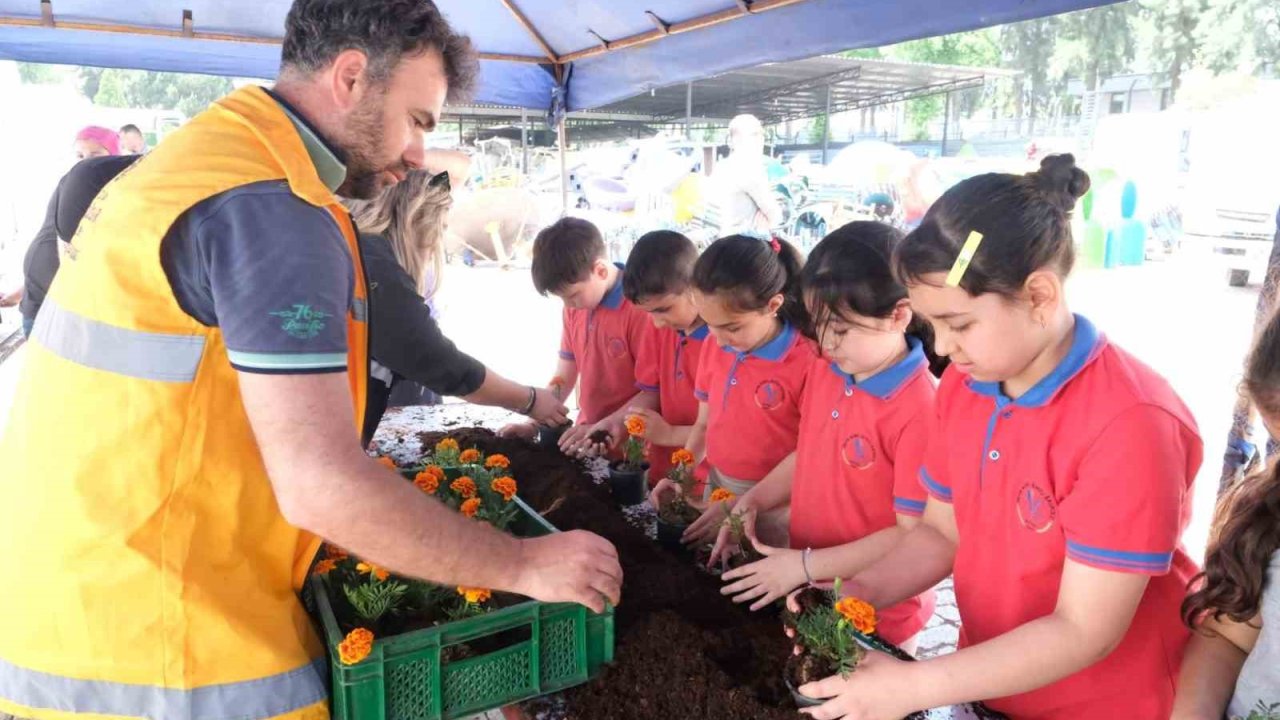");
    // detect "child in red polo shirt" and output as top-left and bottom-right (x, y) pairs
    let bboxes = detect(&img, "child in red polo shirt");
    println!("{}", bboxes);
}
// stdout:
(501, 217), (651, 454)
(620, 231), (710, 485)
(718, 222), (939, 651)
(794, 156), (1202, 719)
(653, 234), (818, 553)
